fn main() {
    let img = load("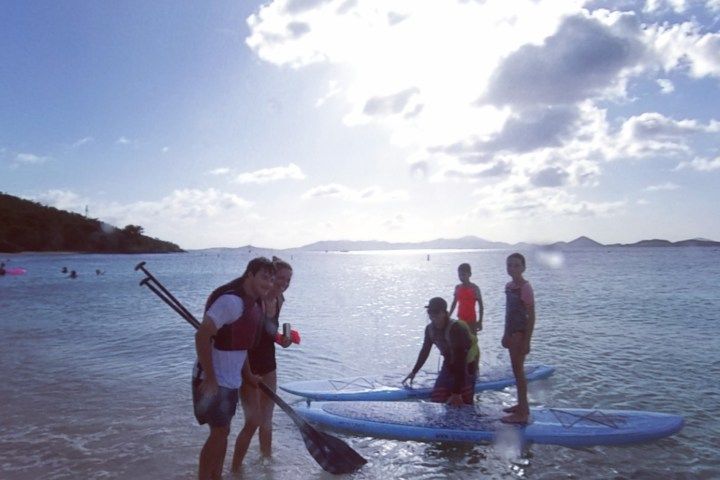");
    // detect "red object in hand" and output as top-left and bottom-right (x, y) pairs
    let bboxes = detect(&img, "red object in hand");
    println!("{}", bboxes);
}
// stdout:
(275, 329), (301, 345)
